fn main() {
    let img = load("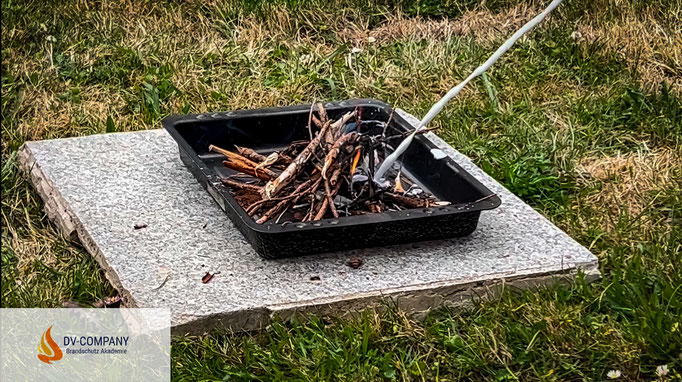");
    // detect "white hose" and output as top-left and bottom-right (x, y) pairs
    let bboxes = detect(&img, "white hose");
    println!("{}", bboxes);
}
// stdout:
(374, 0), (564, 183)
